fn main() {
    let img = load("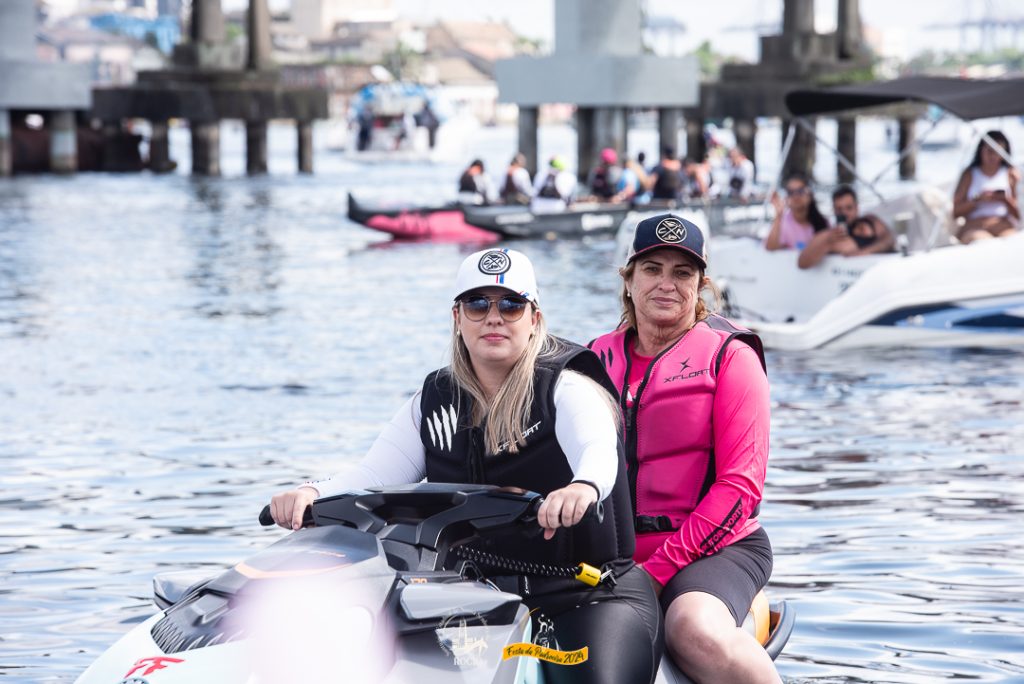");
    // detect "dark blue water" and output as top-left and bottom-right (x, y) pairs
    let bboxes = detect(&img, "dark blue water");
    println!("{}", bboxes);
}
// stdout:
(2, 123), (1023, 683)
